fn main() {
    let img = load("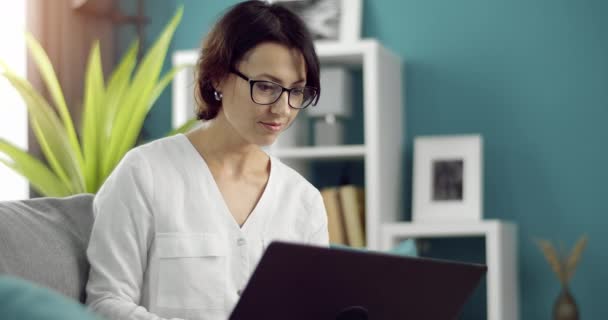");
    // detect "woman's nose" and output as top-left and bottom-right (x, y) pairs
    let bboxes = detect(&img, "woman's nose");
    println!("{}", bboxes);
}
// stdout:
(270, 91), (290, 115)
